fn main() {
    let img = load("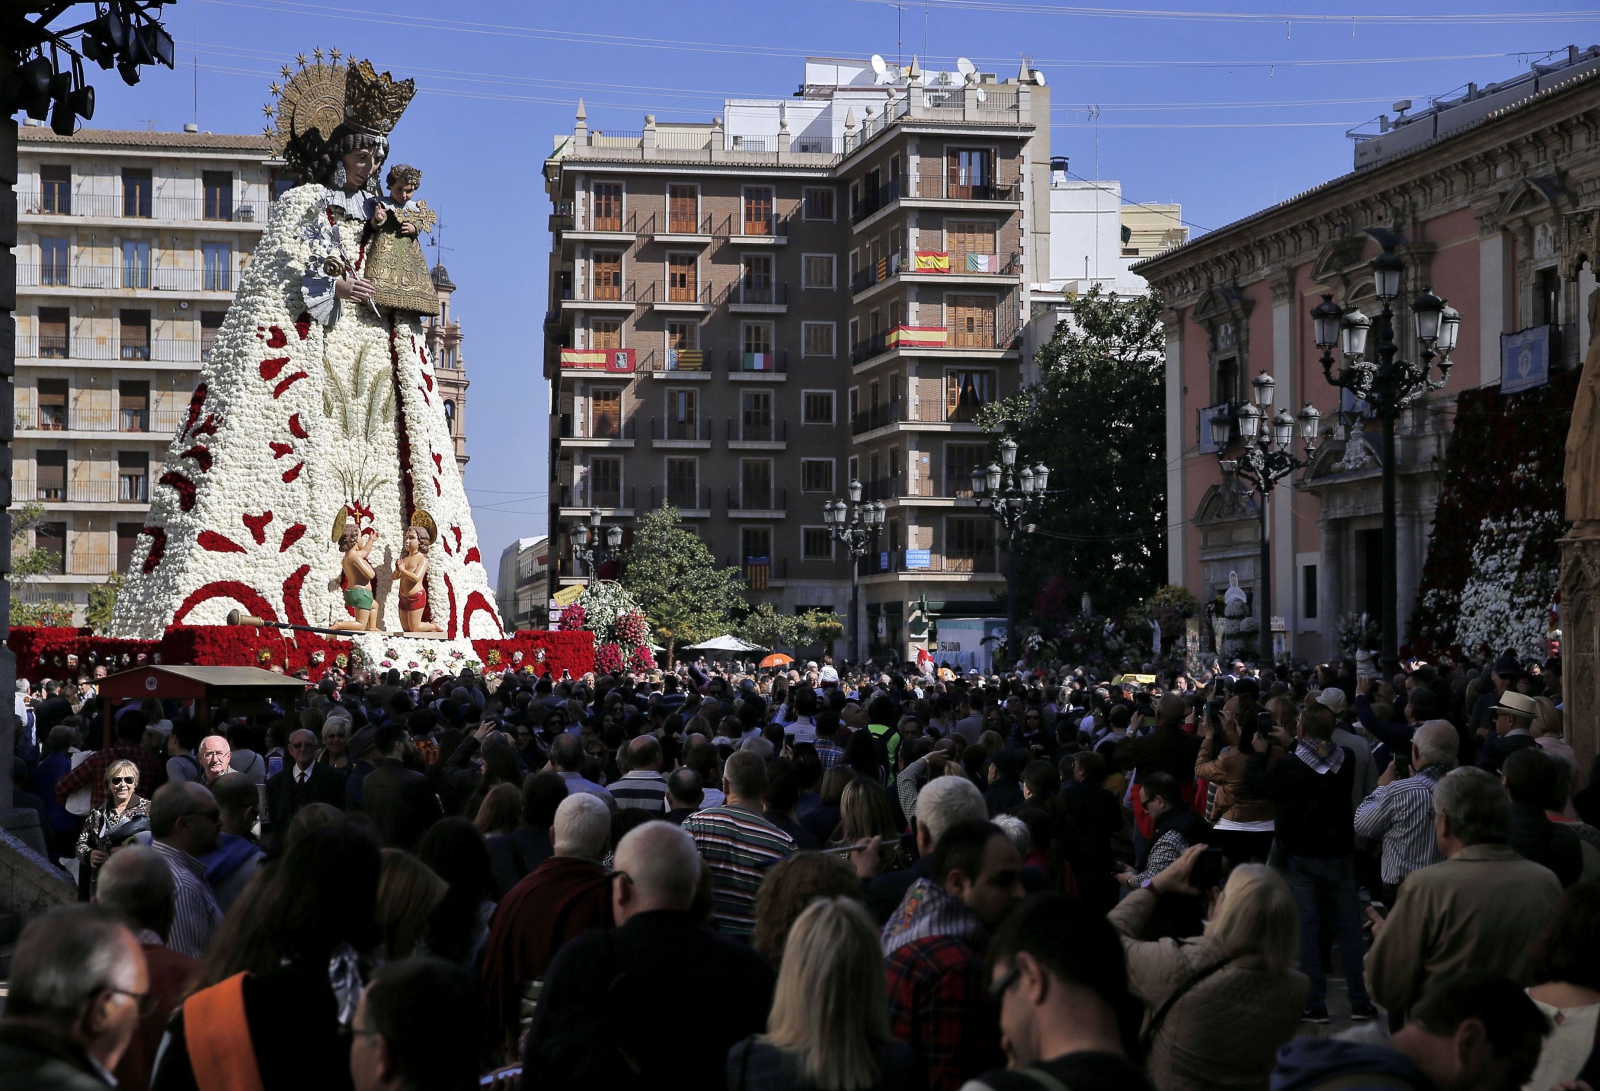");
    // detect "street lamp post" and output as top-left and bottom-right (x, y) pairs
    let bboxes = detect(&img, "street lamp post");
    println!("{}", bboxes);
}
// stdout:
(823, 481), (885, 665)
(1210, 374), (1323, 662)
(570, 507), (624, 583)
(970, 437), (1050, 670)
(1309, 233), (1463, 655)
